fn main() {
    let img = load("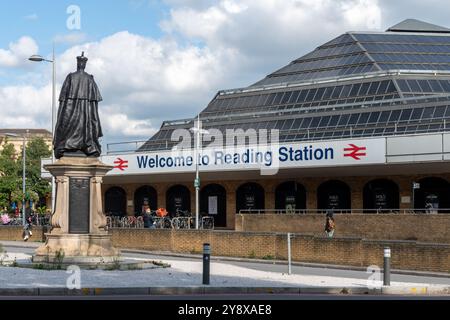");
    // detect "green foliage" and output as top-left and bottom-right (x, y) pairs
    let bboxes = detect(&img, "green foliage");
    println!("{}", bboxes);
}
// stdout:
(0, 137), (51, 209)
(262, 255), (275, 260)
